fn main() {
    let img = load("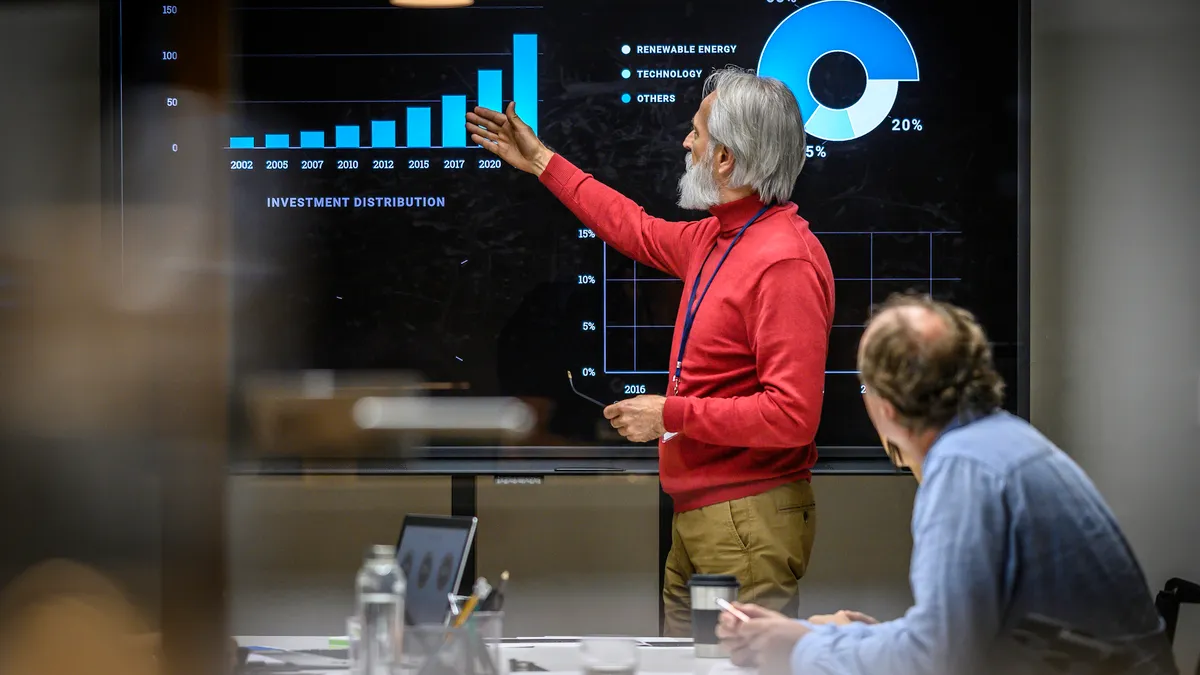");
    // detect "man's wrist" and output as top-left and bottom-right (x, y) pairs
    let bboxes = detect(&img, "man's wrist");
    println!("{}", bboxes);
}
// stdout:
(531, 149), (554, 176)
(662, 396), (687, 433)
